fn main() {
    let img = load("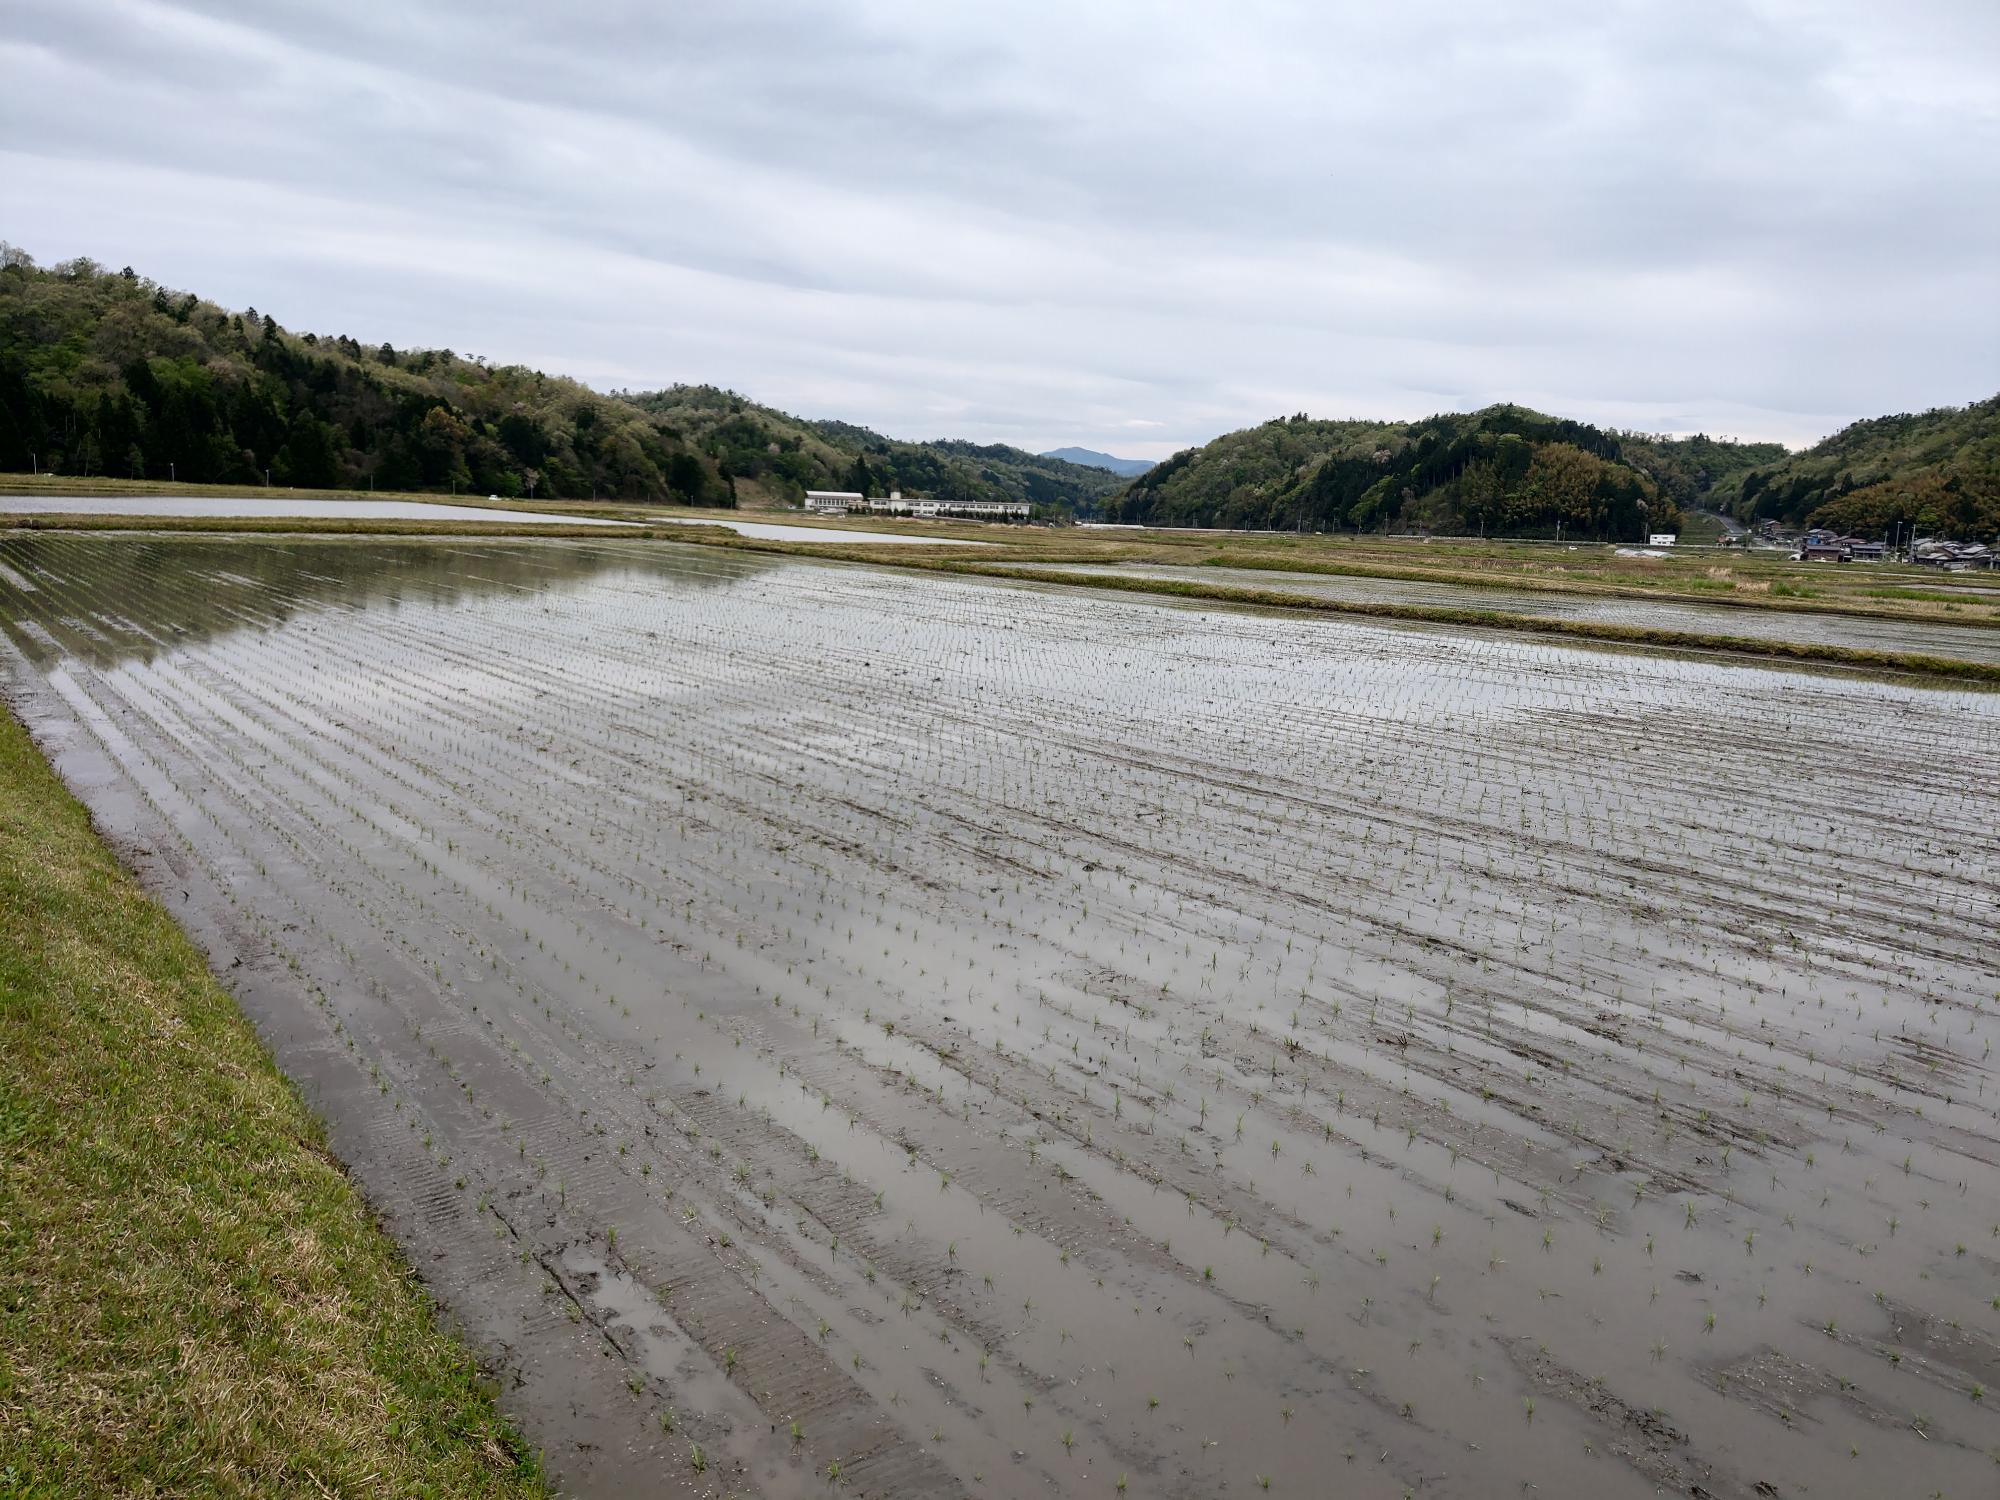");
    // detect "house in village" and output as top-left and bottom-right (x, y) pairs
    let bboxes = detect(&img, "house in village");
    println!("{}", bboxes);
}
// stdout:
(1800, 529), (1885, 562)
